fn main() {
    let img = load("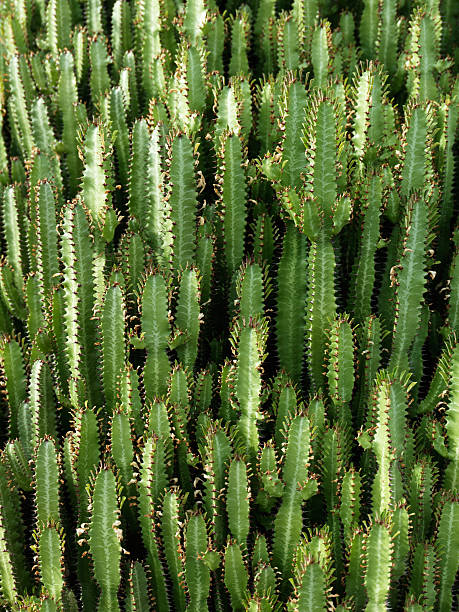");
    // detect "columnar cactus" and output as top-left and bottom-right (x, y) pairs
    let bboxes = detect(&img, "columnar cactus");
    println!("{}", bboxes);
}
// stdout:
(0, 0), (458, 610)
